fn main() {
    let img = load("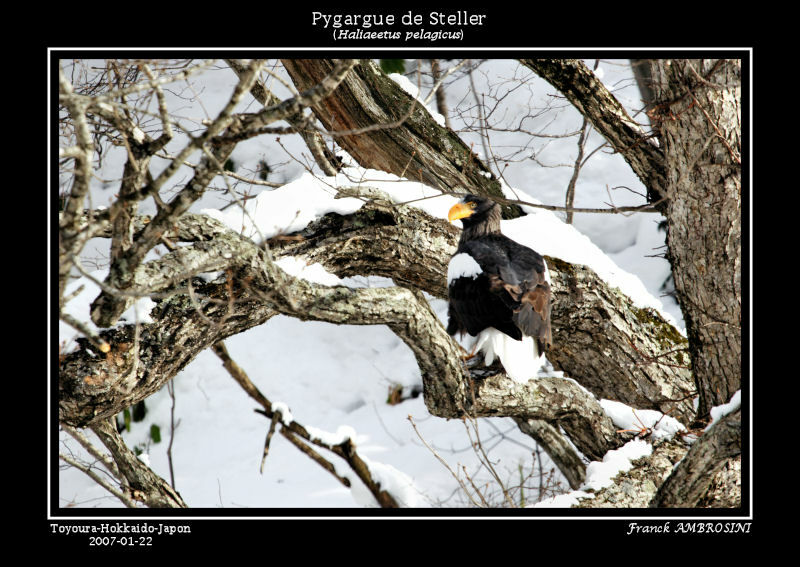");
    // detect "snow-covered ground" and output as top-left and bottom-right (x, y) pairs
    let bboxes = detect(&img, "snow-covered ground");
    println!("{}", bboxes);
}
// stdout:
(56, 58), (688, 510)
